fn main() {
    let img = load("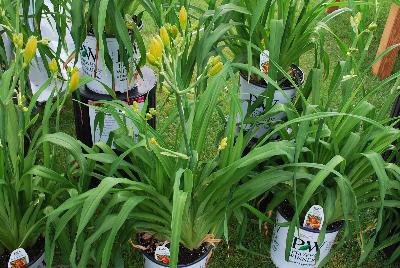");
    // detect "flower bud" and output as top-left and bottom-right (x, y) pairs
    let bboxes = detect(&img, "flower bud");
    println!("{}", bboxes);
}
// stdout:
(23, 36), (37, 64)
(145, 113), (153, 120)
(160, 26), (170, 49)
(208, 56), (221, 67)
(218, 137), (228, 151)
(368, 22), (377, 32)
(171, 25), (179, 38)
(48, 58), (58, 74)
(149, 108), (157, 116)
(12, 33), (23, 49)
(179, 6), (188, 30)
(149, 36), (163, 60)
(133, 101), (140, 113)
(146, 53), (159, 67)
(208, 62), (223, 77)
(68, 67), (80, 93)
(41, 38), (50, 45)
(150, 137), (158, 145)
